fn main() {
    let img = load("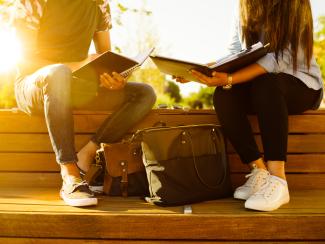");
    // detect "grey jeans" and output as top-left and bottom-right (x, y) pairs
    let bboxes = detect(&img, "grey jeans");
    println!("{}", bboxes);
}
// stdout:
(15, 64), (156, 164)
